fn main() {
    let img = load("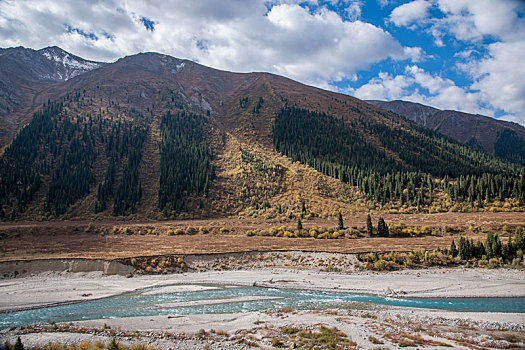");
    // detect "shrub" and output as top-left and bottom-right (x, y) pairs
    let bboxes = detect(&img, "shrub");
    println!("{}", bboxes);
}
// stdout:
(488, 258), (500, 268)
(283, 231), (294, 238)
(269, 227), (279, 236)
(85, 222), (94, 232)
(369, 336), (384, 344)
(271, 338), (283, 347)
